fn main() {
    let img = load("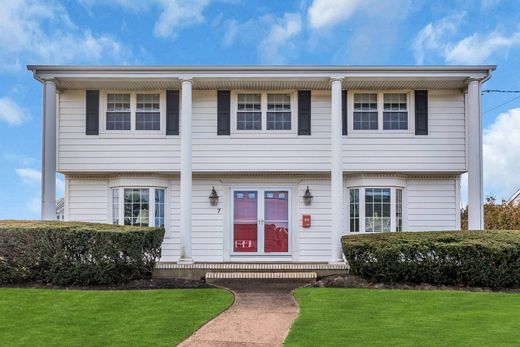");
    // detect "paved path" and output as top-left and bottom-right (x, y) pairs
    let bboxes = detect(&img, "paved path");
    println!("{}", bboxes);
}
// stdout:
(179, 281), (302, 347)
